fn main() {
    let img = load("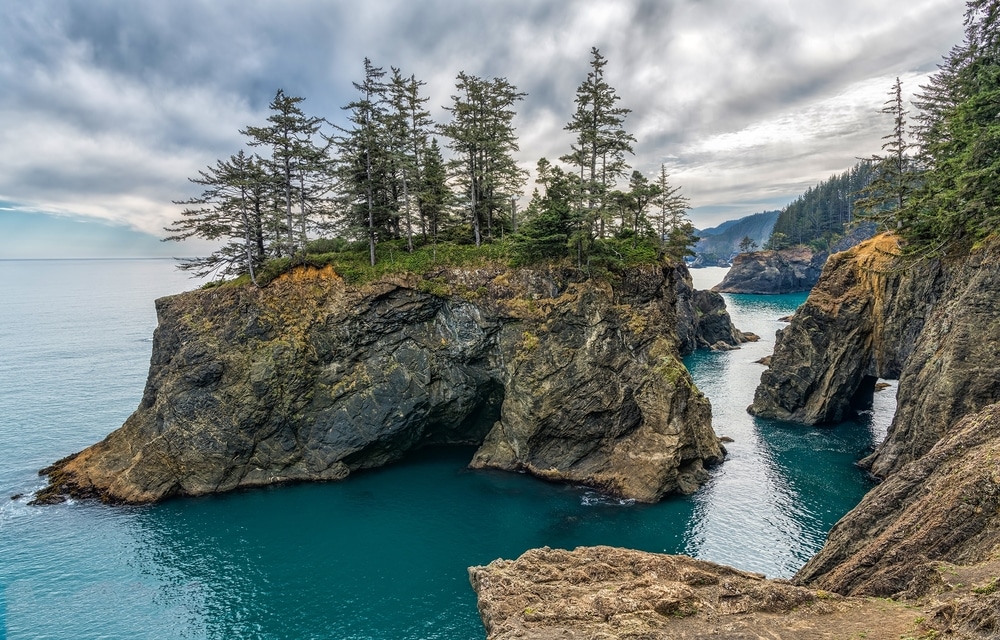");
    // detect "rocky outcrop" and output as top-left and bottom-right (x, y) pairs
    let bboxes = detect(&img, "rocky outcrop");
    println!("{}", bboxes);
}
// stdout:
(35, 262), (740, 505)
(712, 245), (825, 294)
(793, 403), (1000, 636)
(469, 545), (977, 640)
(749, 234), (936, 425)
(749, 233), (1000, 477)
(860, 239), (1000, 477)
(674, 263), (753, 352)
(712, 225), (877, 294)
